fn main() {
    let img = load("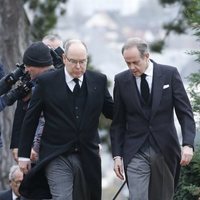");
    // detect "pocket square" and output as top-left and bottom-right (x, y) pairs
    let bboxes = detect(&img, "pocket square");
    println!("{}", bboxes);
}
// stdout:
(163, 84), (169, 89)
